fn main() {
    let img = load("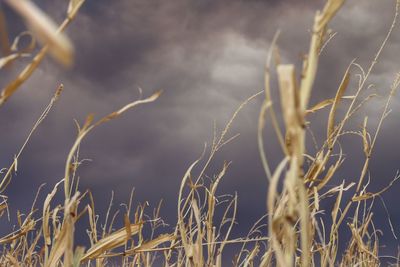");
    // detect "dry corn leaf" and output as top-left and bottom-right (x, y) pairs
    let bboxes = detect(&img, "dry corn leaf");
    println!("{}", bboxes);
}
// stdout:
(243, 243), (260, 267)
(331, 182), (344, 231)
(0, 202), (7, 217)
(72, 246), (85, 267)
(124, 213), (132, 242)
(45, 193), (80, 267)
(192, 199), (204, 265)
(11, 31), (36, 53)
(348, 221), (379, 261)
(43, 180), (63, 246)
(0, 31), (35, 69)
(177, 156), (202, 257)
(5, 0), (74, 66)
(317, 0), (346, 32)
(267, 158), (290, 266)
(306, 95), (355, 115)
(5, 254), (20, 267)
(127, 234), (175, 253)
(0, 53), (29, 69)
(327, 67), (351, 146)
(300, 0), (345, 110)
(353, 173), (400, 202)
(313, 186), (320, 211)
(0, 2), (84, 106)
(362, 117), (370, 156)
(351, 193), (374, 202)
(0, 218), (35, 244)
(316, 153), (343, 191)
(82, 223), (141, 261)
